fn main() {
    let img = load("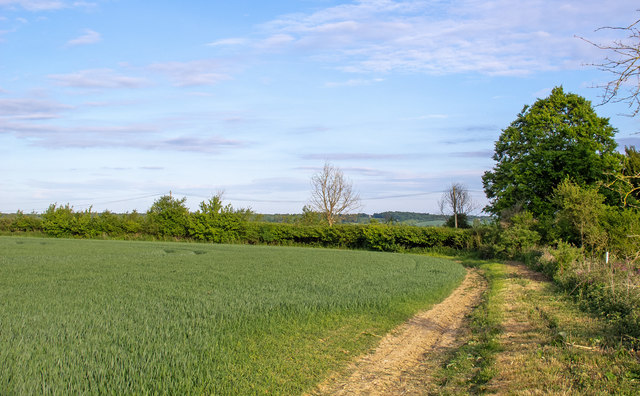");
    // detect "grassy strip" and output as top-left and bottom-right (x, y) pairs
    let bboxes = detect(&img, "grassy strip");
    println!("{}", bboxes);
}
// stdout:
(435, 261), (640, 394)
(435, 261), (505, 394)
(499, 271), (640, 394)
(0, 236), (466, 395)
